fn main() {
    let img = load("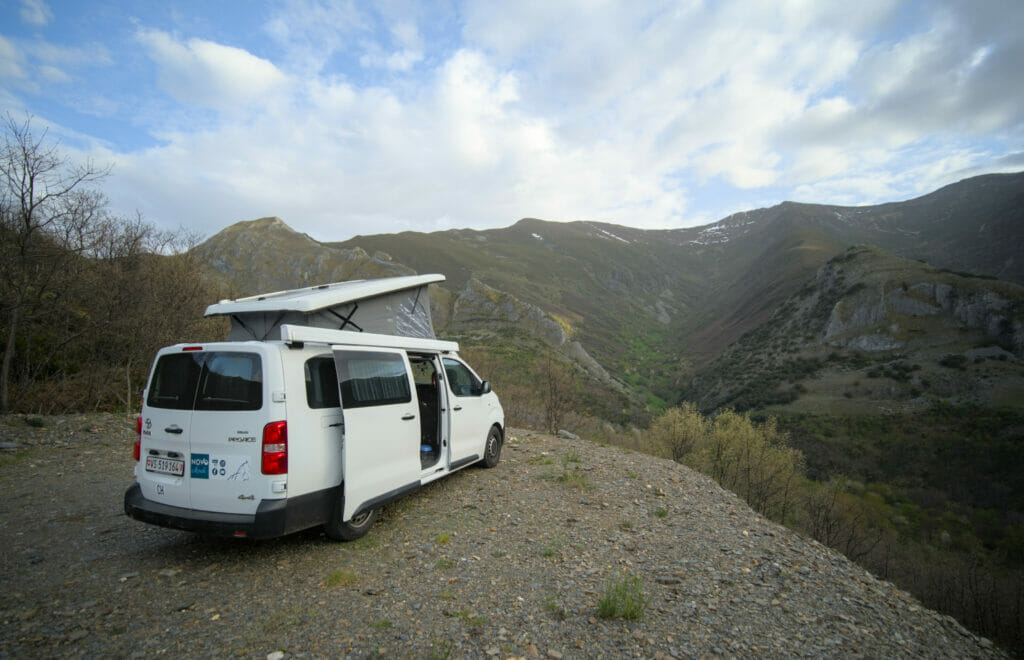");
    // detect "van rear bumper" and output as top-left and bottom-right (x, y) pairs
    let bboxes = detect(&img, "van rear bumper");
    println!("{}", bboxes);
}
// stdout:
(123, 483), (333, 540)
